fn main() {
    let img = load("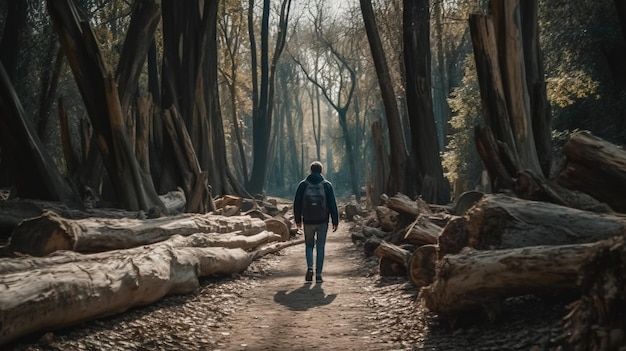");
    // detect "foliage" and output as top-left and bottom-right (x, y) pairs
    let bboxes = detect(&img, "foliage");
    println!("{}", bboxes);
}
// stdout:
(540, 0), (626, 145)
